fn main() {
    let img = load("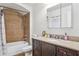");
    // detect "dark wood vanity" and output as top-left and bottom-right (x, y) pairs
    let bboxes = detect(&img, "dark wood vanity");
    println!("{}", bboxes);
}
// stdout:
(32, 38), (79, 56)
